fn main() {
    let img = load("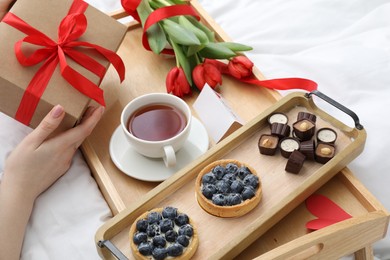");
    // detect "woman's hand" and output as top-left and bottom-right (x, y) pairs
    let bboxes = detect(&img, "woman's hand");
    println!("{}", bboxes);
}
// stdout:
(0, 105), (104, 260)
(3, 105), (104, 201)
